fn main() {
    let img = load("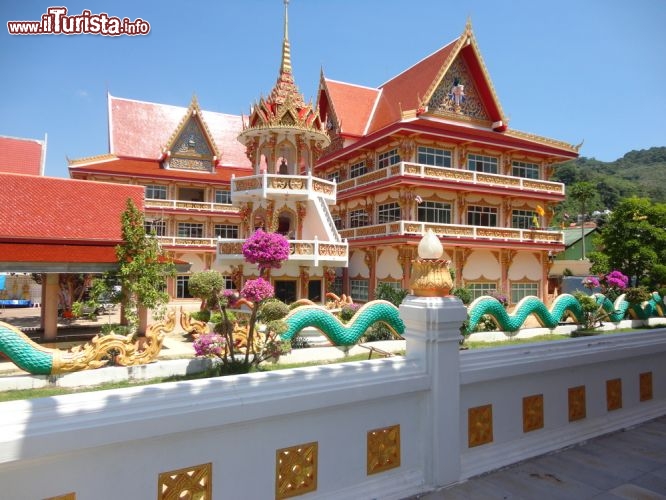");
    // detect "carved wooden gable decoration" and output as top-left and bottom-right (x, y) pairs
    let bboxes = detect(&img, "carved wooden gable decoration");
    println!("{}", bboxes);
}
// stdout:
(163, 96), (219, 173)
(423, 21), (508, 130)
